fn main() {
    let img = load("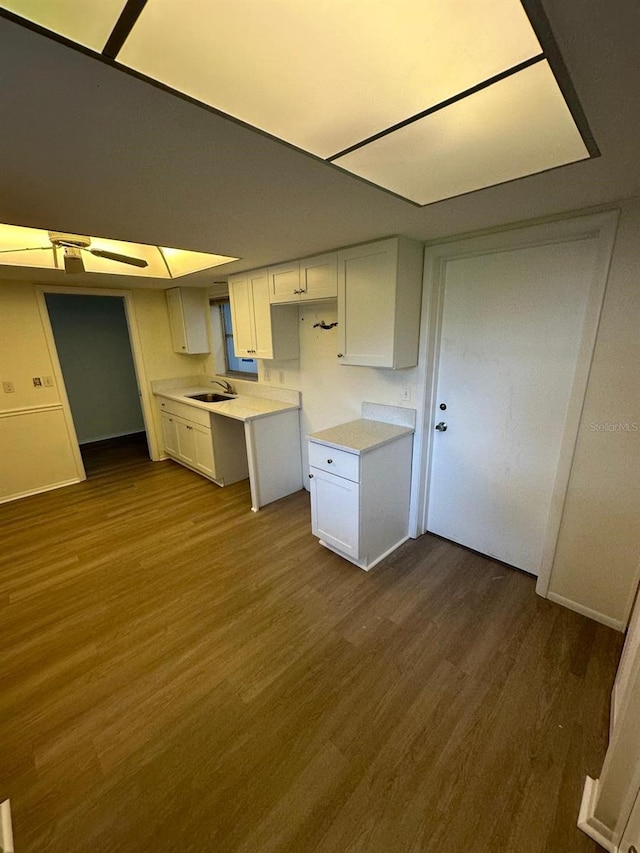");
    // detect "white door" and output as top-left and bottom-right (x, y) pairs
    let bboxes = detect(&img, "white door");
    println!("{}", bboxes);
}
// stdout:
(426, 218), (615, 576)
